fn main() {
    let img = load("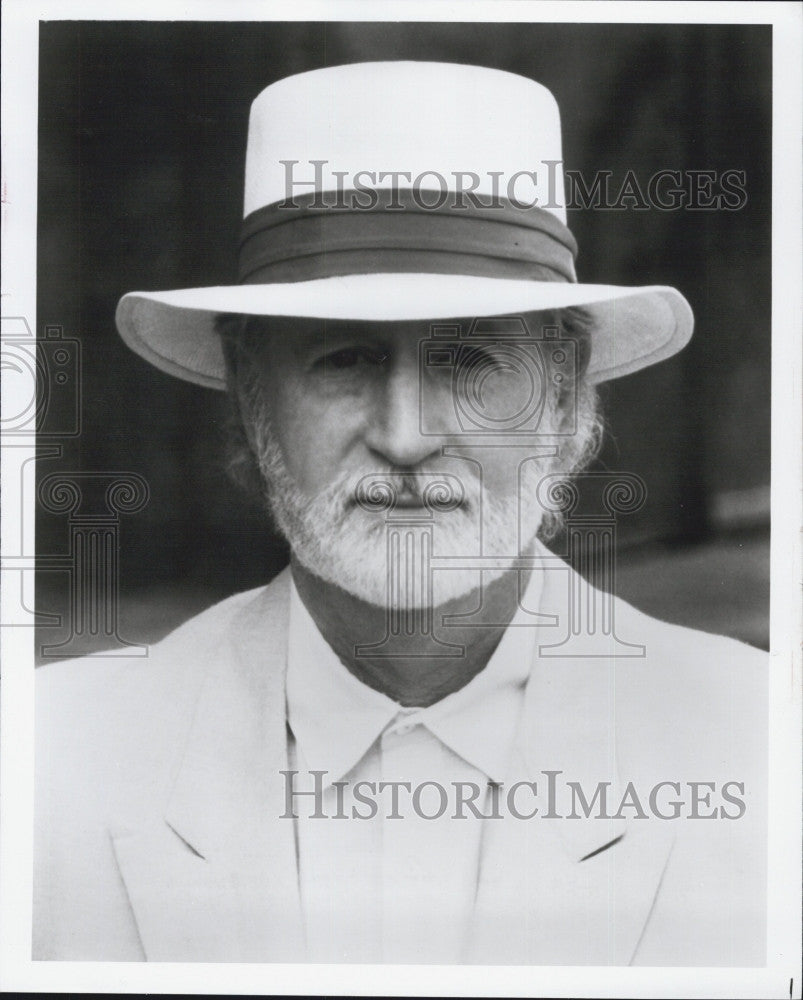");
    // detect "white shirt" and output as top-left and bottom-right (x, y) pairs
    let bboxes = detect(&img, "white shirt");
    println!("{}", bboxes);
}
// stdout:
(285, 574), (541, 963)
